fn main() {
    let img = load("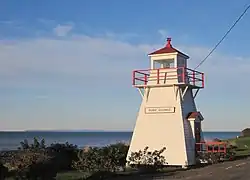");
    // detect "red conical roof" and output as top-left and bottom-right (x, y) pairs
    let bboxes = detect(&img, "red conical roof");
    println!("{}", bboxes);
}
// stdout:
(149, 38), (189, 58)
